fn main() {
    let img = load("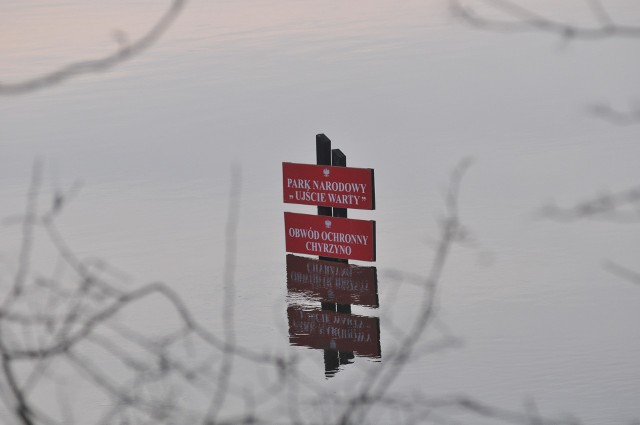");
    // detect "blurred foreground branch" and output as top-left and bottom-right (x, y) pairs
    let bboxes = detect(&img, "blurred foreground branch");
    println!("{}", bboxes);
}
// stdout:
(0, 162), (289, 425)
(541, 186), (640, 292)
(540, 185), (640, 223)
(450, 0), (640, 40)
(0, 161), (598, 424)
(449, 0), (640, 124)
(0, 0), (187, 96)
